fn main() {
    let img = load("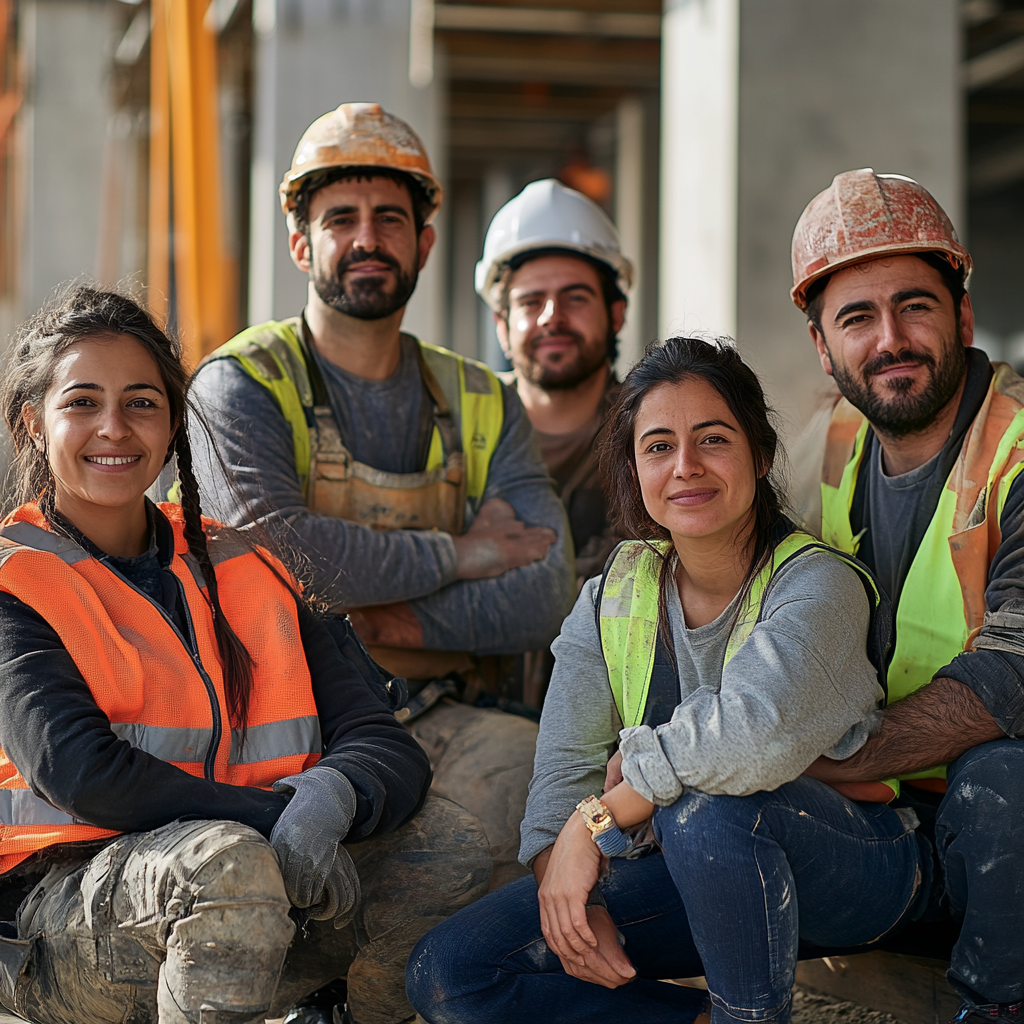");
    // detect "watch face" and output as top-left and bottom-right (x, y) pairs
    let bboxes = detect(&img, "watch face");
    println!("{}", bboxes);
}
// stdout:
(578, 796), (613, 832)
